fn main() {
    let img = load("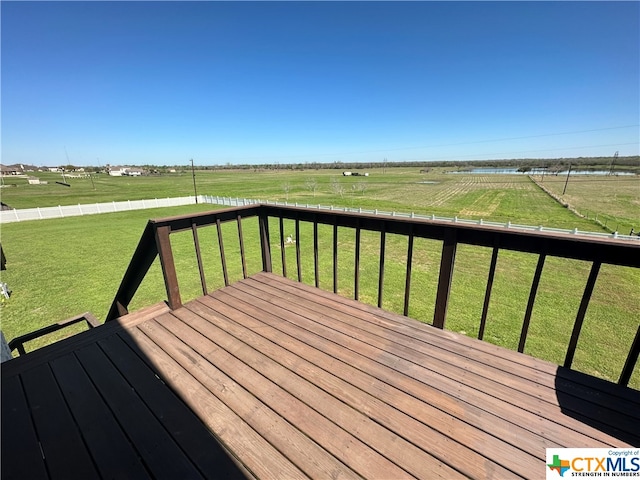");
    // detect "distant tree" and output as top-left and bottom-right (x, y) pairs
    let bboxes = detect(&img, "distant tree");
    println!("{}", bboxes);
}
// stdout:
(330, 177), (345, 198)
(305, 177), (318, 197)
(356, 181), (368, 196)
(282, 182), (291, 201)
(517, 166), (532, 173)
